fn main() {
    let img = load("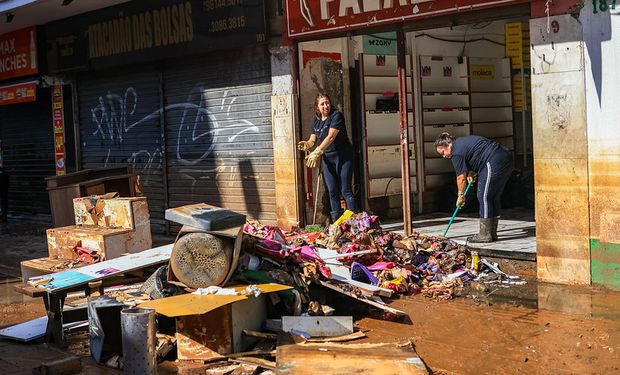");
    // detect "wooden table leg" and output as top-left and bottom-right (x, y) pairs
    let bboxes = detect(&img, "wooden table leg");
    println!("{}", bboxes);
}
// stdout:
(43, 292), (67, 347)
